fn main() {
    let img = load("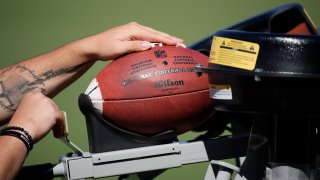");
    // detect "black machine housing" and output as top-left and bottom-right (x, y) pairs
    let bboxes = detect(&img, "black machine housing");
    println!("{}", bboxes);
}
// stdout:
(190, 3), (320, 179)
(192, 3), (320, 114)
